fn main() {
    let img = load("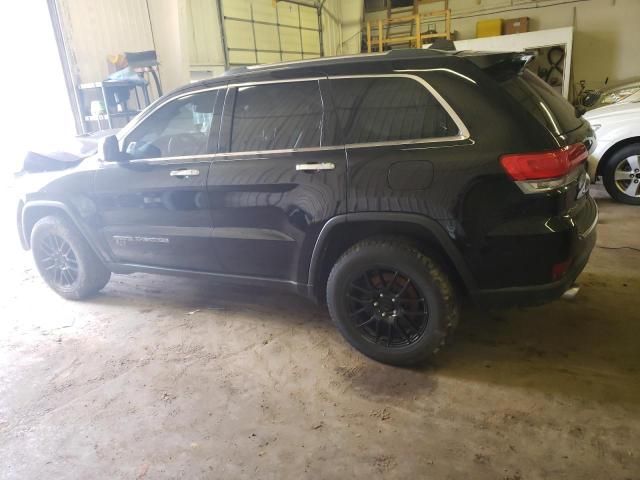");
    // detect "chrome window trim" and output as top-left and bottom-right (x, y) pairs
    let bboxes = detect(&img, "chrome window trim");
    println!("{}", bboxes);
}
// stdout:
(128, 154), (218, 165)
(345, 135), (469, 150)
(118, 73), (471, 164)
(128, 139), (471, 164)
(213, 145), (345, 158)
(230, 77), (323, 88)
(127, 146), (345, 165)
(393, 68), (478, 85)
(328, 73), (470, 141)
